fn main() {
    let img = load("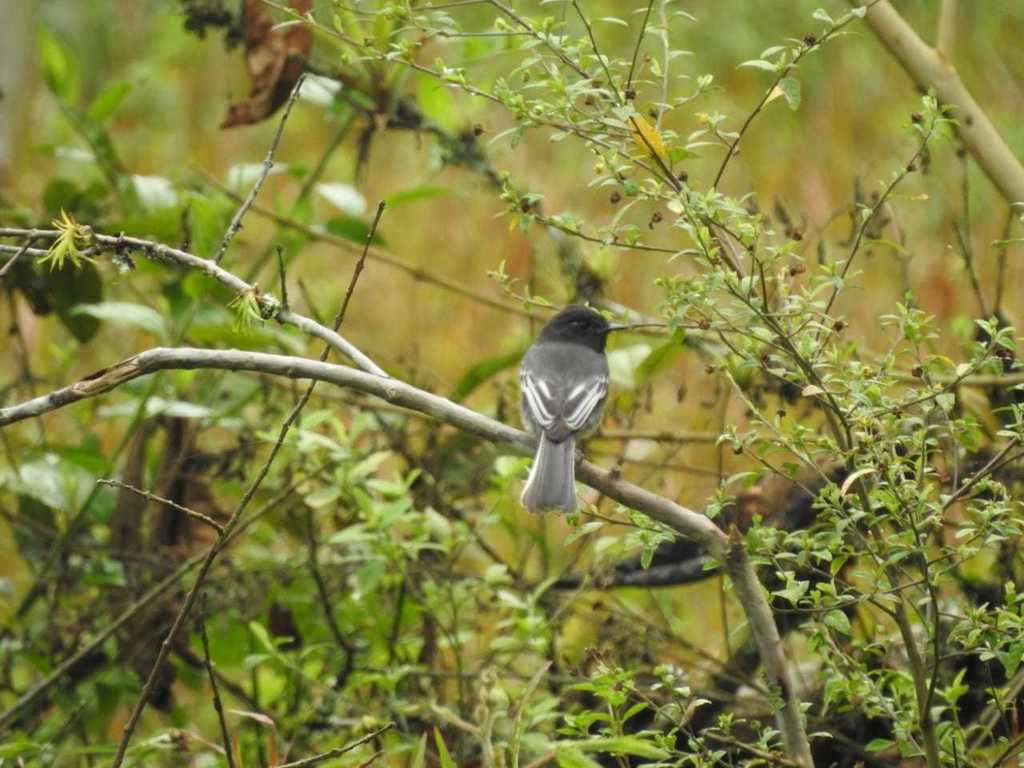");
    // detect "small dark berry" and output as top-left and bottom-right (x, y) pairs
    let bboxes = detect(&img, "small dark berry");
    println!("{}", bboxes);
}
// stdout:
(833, 320), (846, 332)
(906, 161), (917, 172)
(520, 199), (531, 213)
(472, 123), (484, 136)
(803, 33), (817, 46)
(789, 263), (806, 276)
(910, 112), (923, 124)
(791, 229), (803, 241)
(912, 365), (924, 378)
(610, 190), (622, 204)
